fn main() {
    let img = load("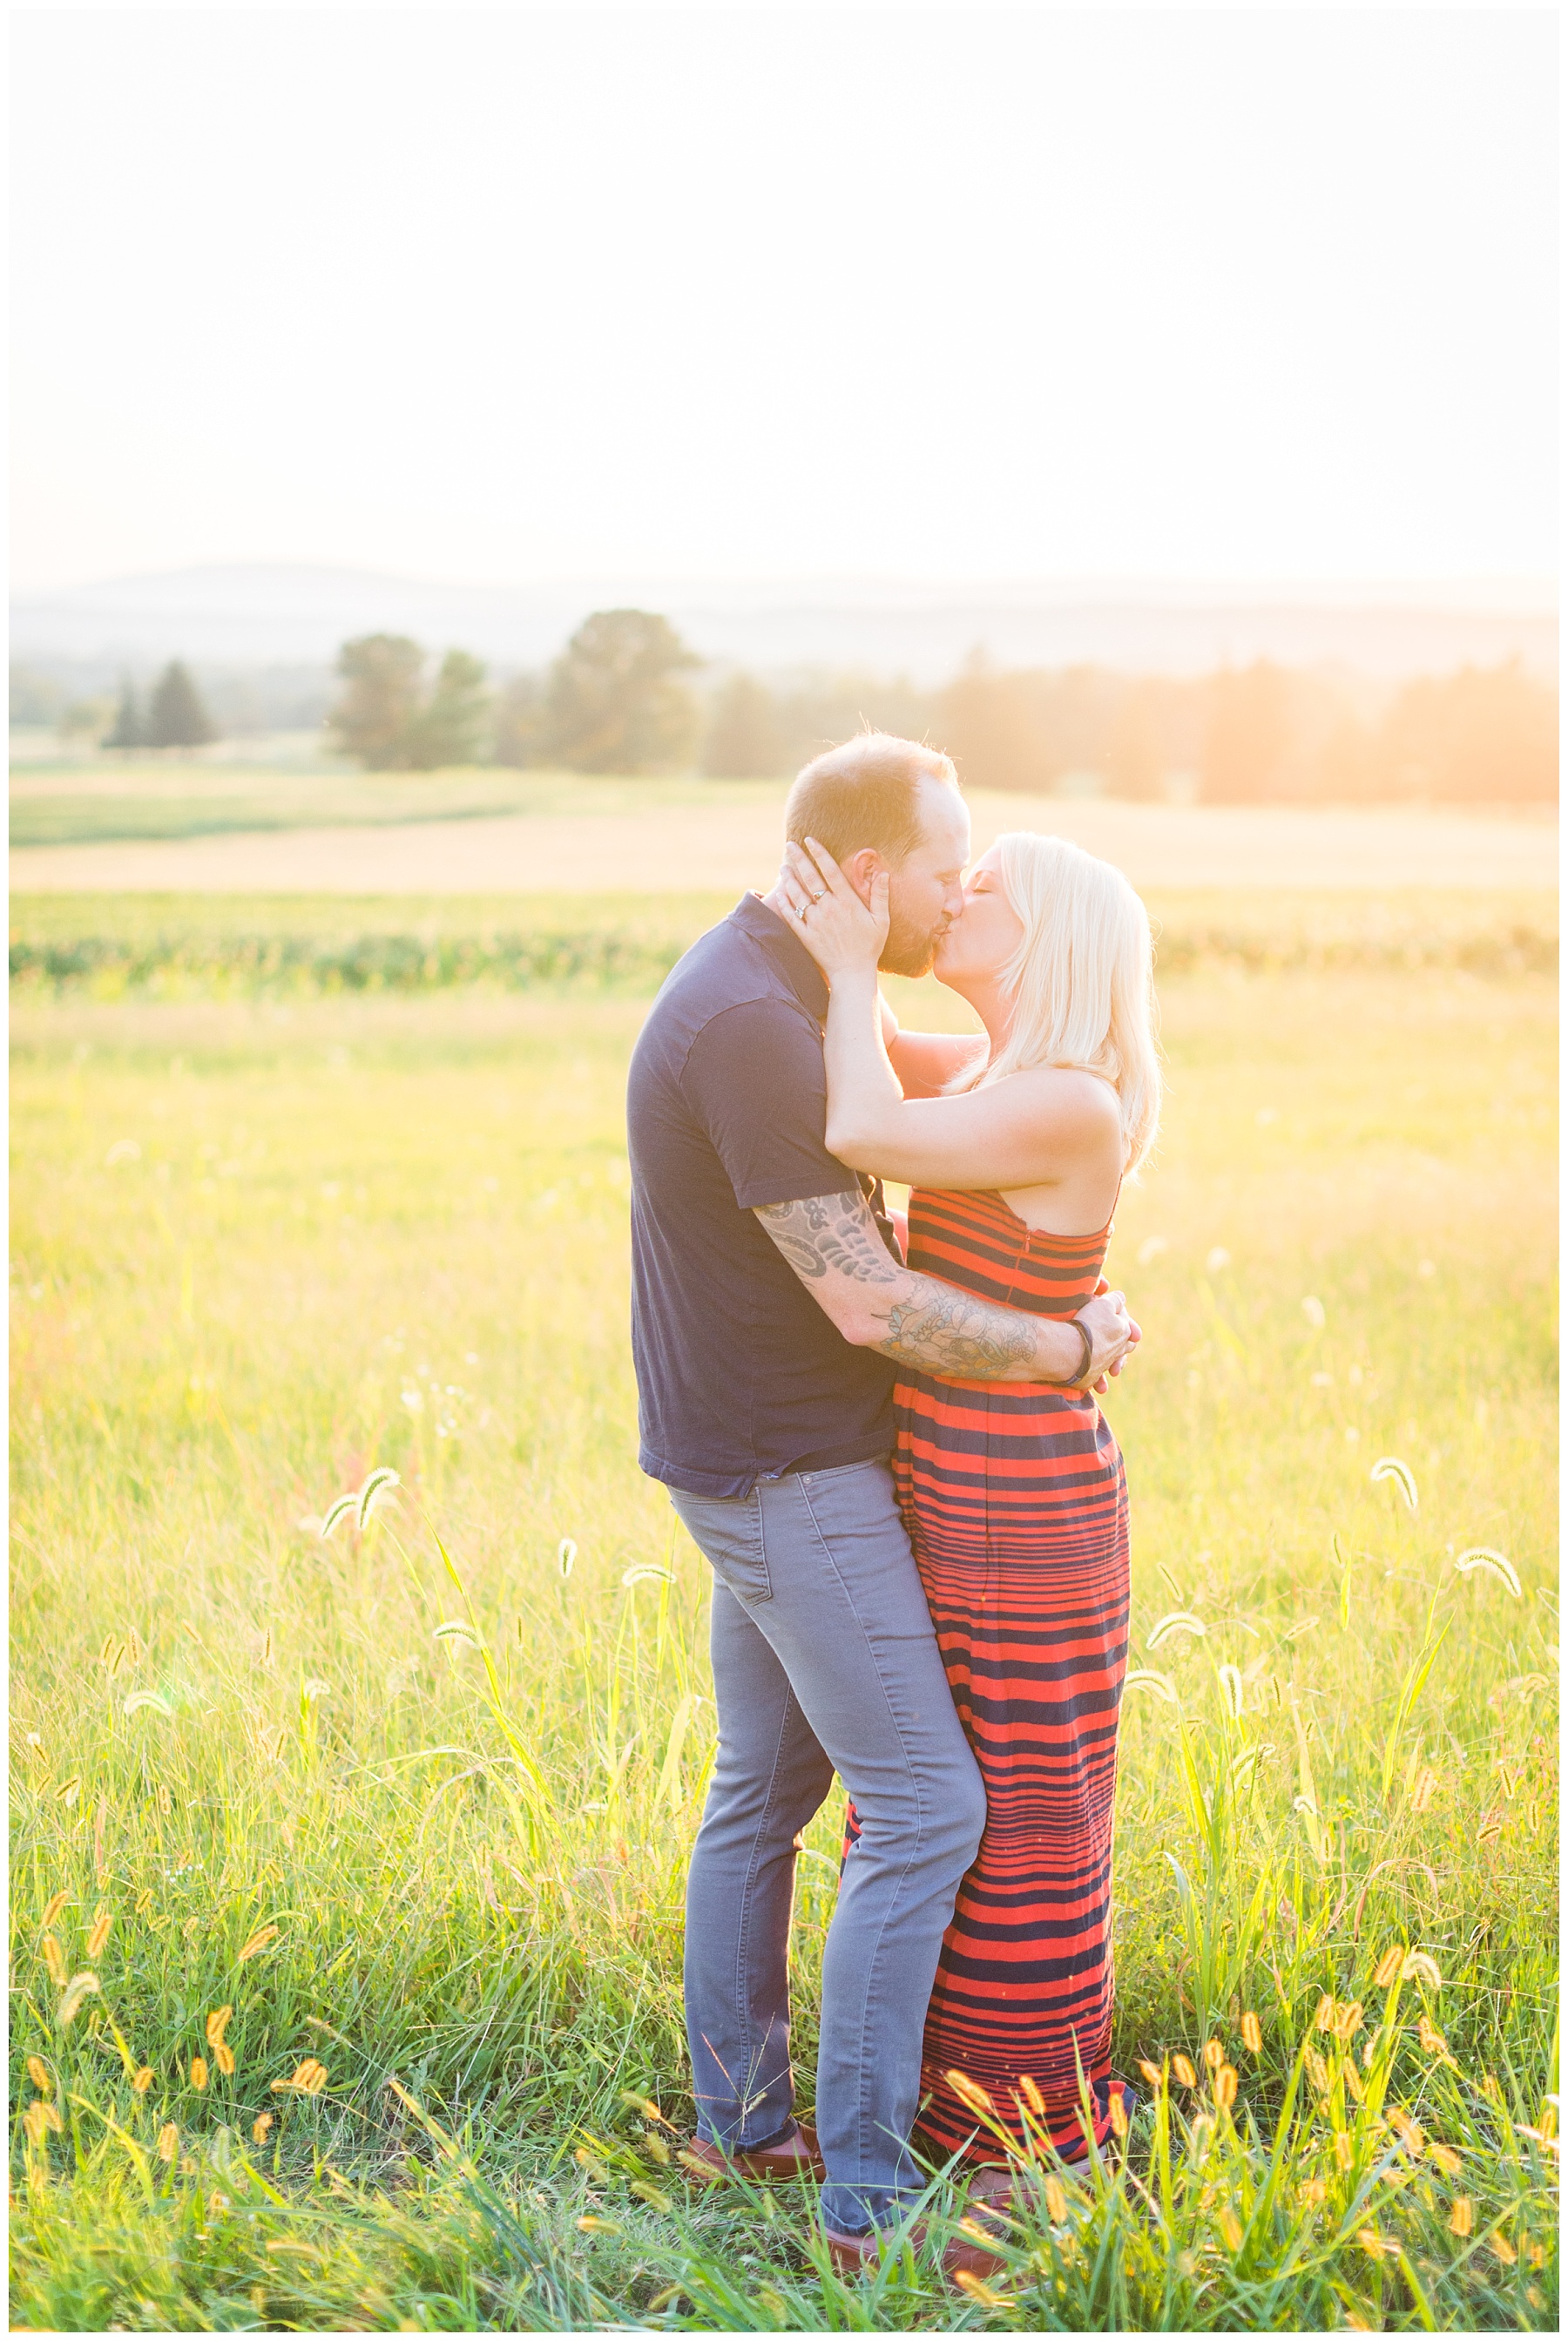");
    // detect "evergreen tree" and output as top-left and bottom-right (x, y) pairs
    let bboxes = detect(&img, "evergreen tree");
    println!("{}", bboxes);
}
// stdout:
(103, 679), (145, 750)
(544, 610), (700, 774)
(145, 662), (218, 749)
(328, 635), (427, 769)
(401, 650), (490, 770)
